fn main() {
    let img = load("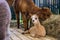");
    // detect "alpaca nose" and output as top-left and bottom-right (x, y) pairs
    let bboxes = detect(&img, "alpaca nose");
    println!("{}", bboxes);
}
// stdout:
(32, 20), (34, 22)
